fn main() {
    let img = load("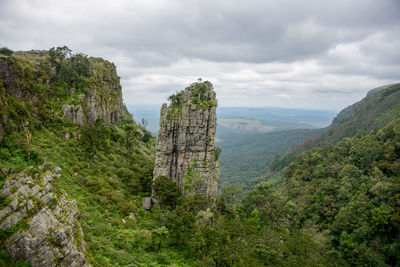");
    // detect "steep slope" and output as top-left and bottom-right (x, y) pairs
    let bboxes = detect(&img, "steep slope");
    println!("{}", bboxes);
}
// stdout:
(322, 83), (400, 144)
(278, 117), (400, 266)
(247, 84), (400, 266)
(290, 83), (400, 153)
(0, 48), (156, 266)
